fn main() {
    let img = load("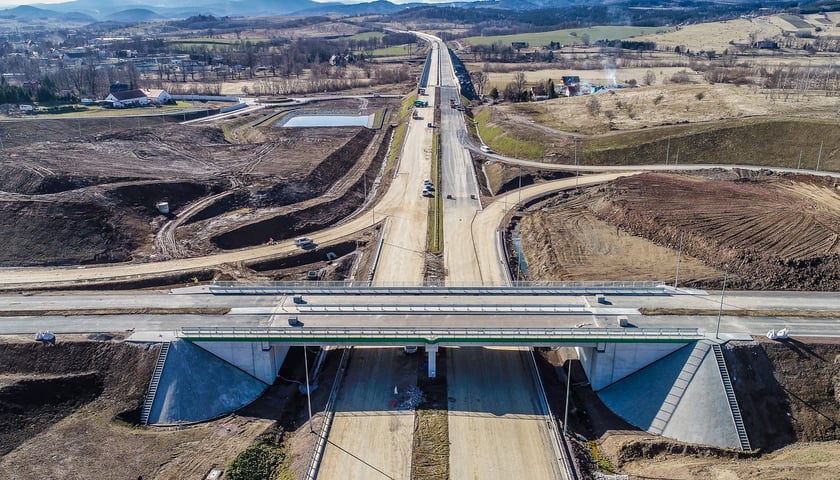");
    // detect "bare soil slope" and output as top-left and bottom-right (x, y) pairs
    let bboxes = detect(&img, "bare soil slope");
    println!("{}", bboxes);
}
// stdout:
(0, 116), (376, 266)
(520, 171), (840, 289)
(596, 339), (840, 479)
